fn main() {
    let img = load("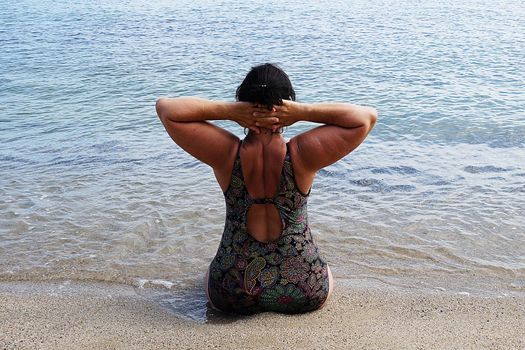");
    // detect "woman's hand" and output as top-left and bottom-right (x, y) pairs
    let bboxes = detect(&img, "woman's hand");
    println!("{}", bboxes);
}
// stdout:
(252, 100), (302, 132)
(230, 102), (280, 134)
